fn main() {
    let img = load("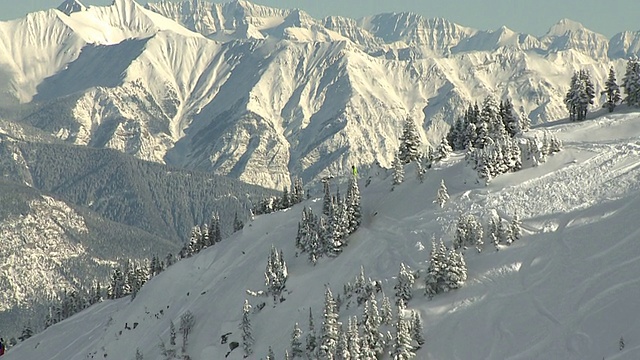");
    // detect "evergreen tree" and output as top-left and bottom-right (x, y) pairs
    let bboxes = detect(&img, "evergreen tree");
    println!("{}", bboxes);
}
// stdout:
(267, 346), (275, 360)
(322, 179), (332, 217)
(209, 212), (222, 244)
(180, 310), (195, 351)
(291, 322), (304, 359)
(233, 211), (244, 232)
(393, 153), (404, 185)
(306, 308), (318, 358)
(445, 249), (468, 291)
(602, 66), (621, 112)
(435, 137), (453, 161)
(240, 300), (254, 358)
(170, 320), (177, 346)
(391, 318), (414, 360)
(622, 58), (640, 106)
(135, 347), (144, 360)
(498, 218), (514, 245)
(435, 179), (449, 208)
(398, 118), (422, 163)
(347, 316), (361, 359)
(425, 240), (446, 298)
(265, 245), (288, 299)
(282, 186), (291, 209)
(345, 176), (362, 236)
(108, 267), (126, 299)
(185, 225), (203, 256)
(410, 310), (425, 347)
(500, 97), (520, 137)
(394, 263), (415, 306)
(511, 215), (523, 243)
(319, 287), (339, 359)
(336, 324), (350, 360)
(362, 296), (384, 358)
(381, 294), (393, 326)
